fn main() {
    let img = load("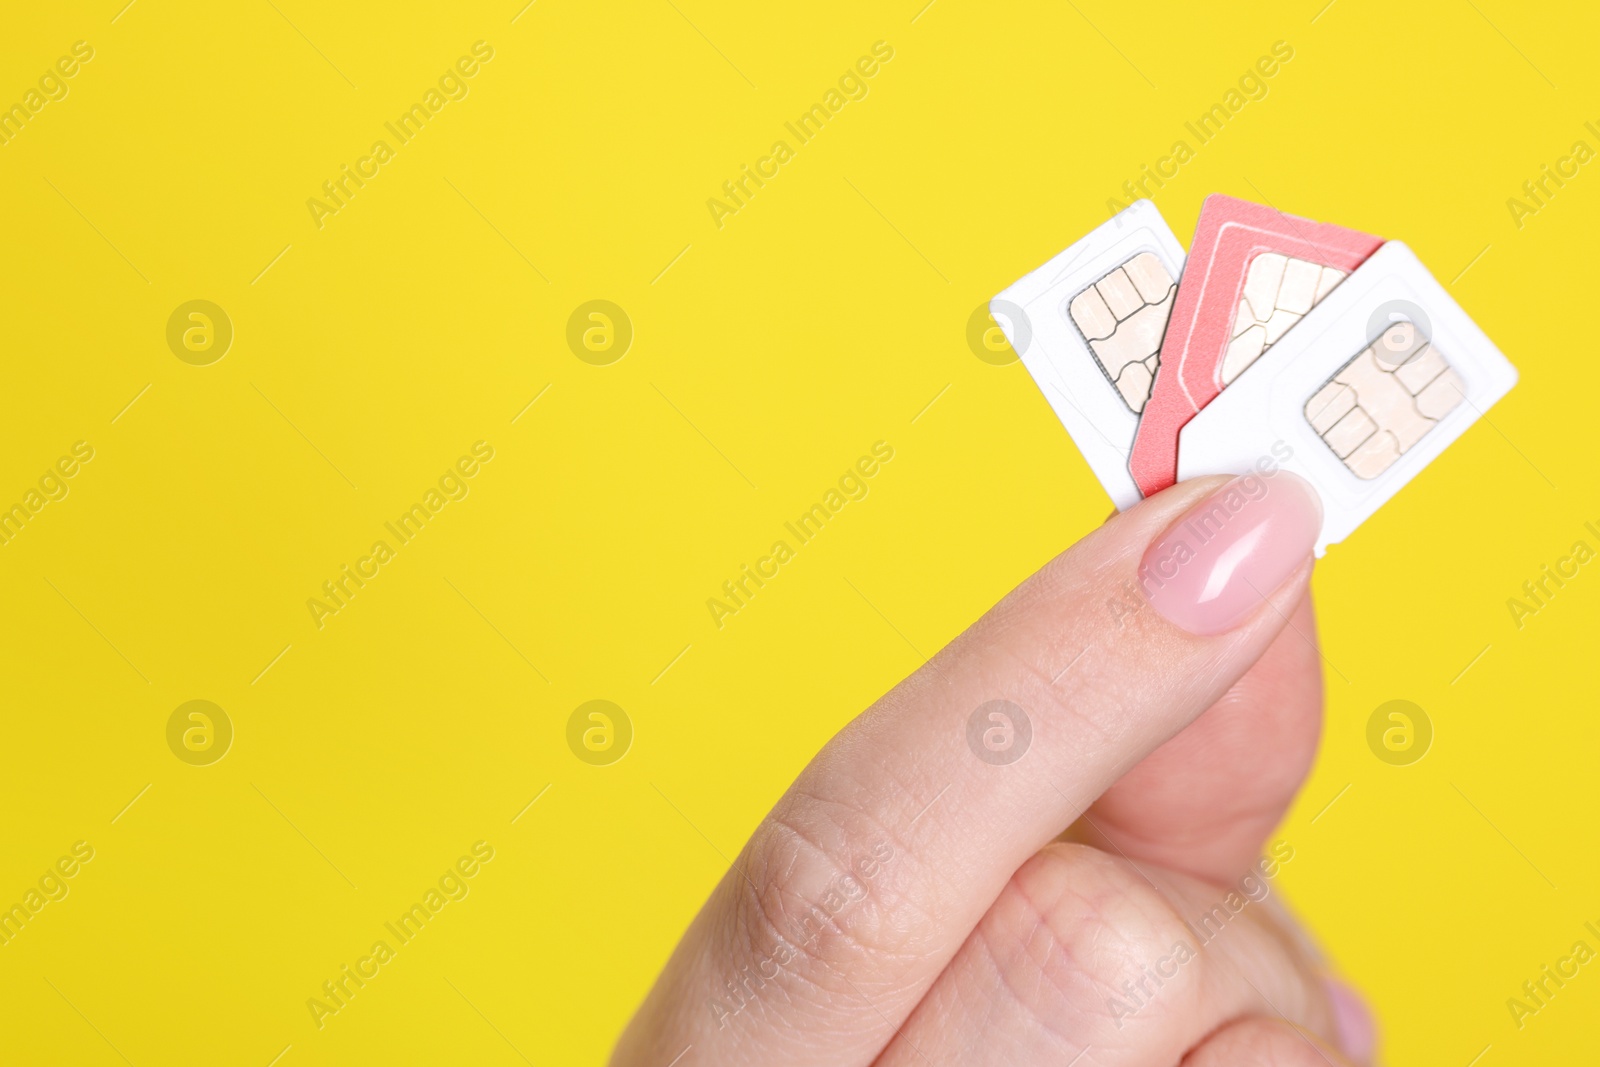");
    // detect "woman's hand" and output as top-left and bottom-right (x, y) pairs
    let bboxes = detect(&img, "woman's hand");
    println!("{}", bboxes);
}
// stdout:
(613, 472), (1375, 1066)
